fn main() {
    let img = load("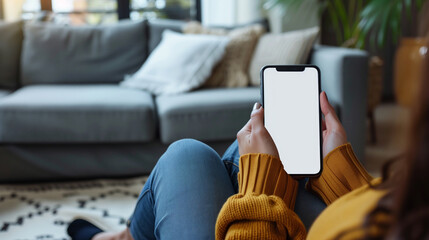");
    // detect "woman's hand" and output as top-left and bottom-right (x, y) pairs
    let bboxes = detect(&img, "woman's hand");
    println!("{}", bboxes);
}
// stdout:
(238, 92), (346, 159)
(237, 103), (279, 158)
(320, 91), (348, 158)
